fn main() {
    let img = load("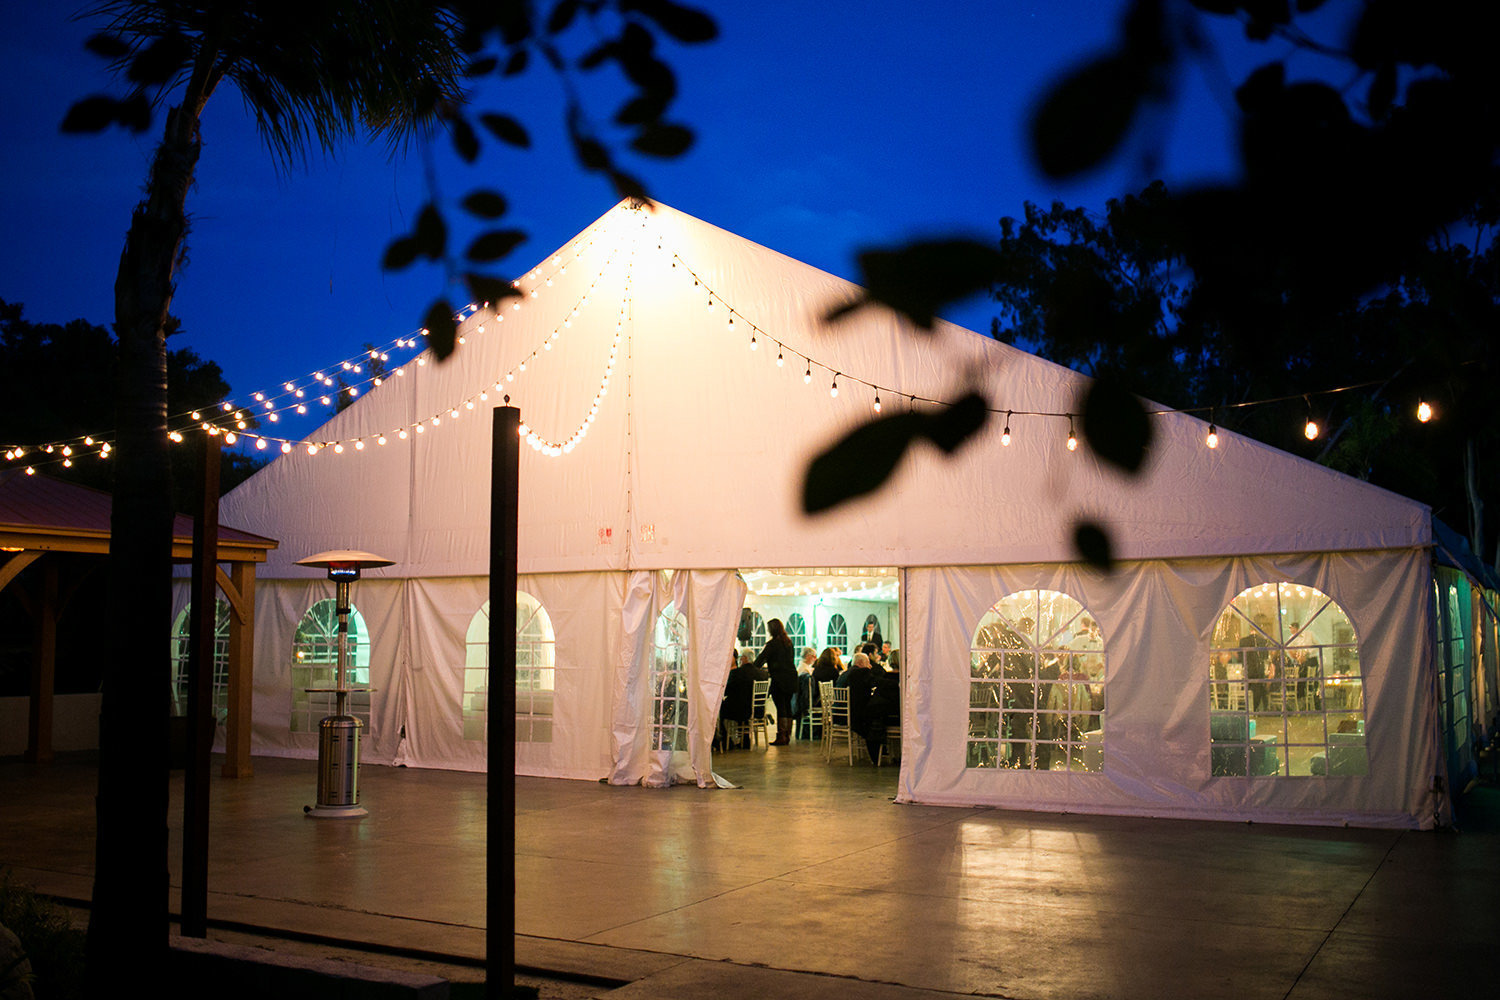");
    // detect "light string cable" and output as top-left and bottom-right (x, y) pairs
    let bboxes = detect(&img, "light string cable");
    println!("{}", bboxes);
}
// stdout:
(658, 224), (1446, 452)
(223, 215), (618, 454)
(301, 219), (628, 457)
(2, 217), (618, 471)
